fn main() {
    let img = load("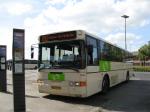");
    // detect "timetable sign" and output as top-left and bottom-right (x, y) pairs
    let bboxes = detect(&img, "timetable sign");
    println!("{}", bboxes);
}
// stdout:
(13, 29), (25, 74)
